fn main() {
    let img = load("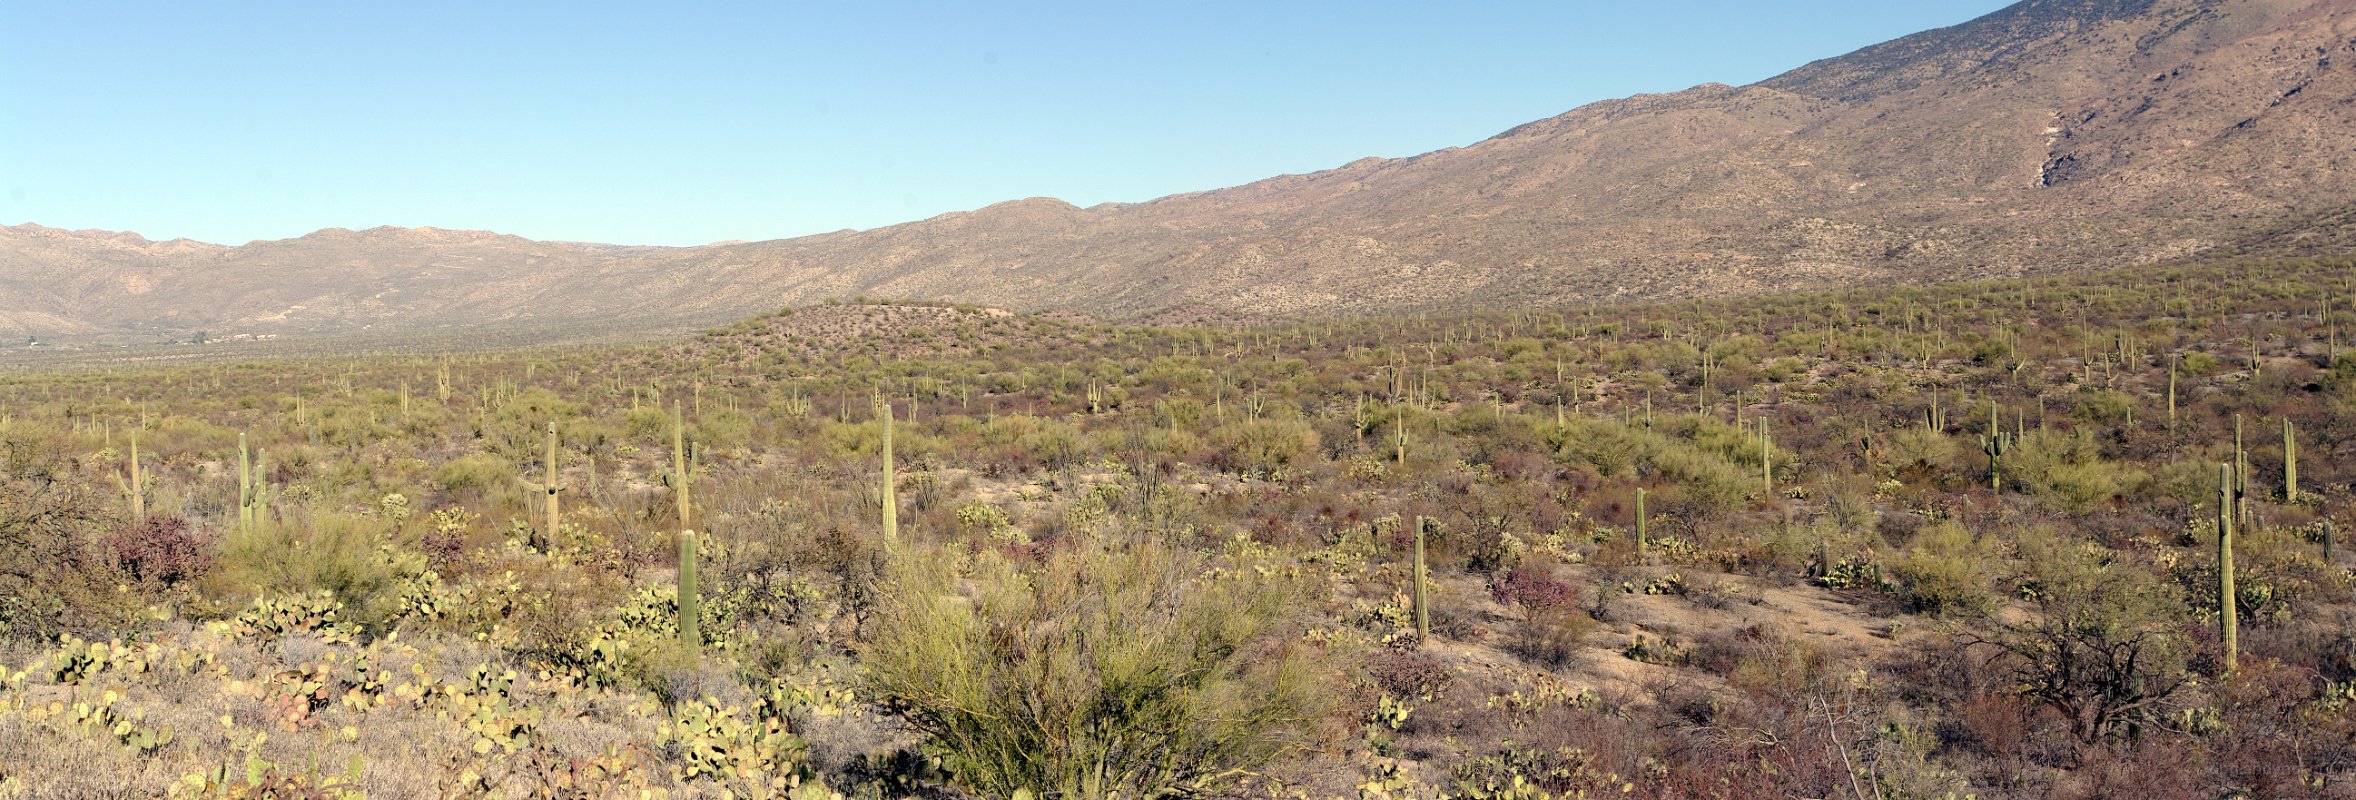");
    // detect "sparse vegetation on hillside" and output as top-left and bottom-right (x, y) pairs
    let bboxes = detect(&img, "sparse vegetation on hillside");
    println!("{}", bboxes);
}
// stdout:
(3, 261), (2356, 797)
